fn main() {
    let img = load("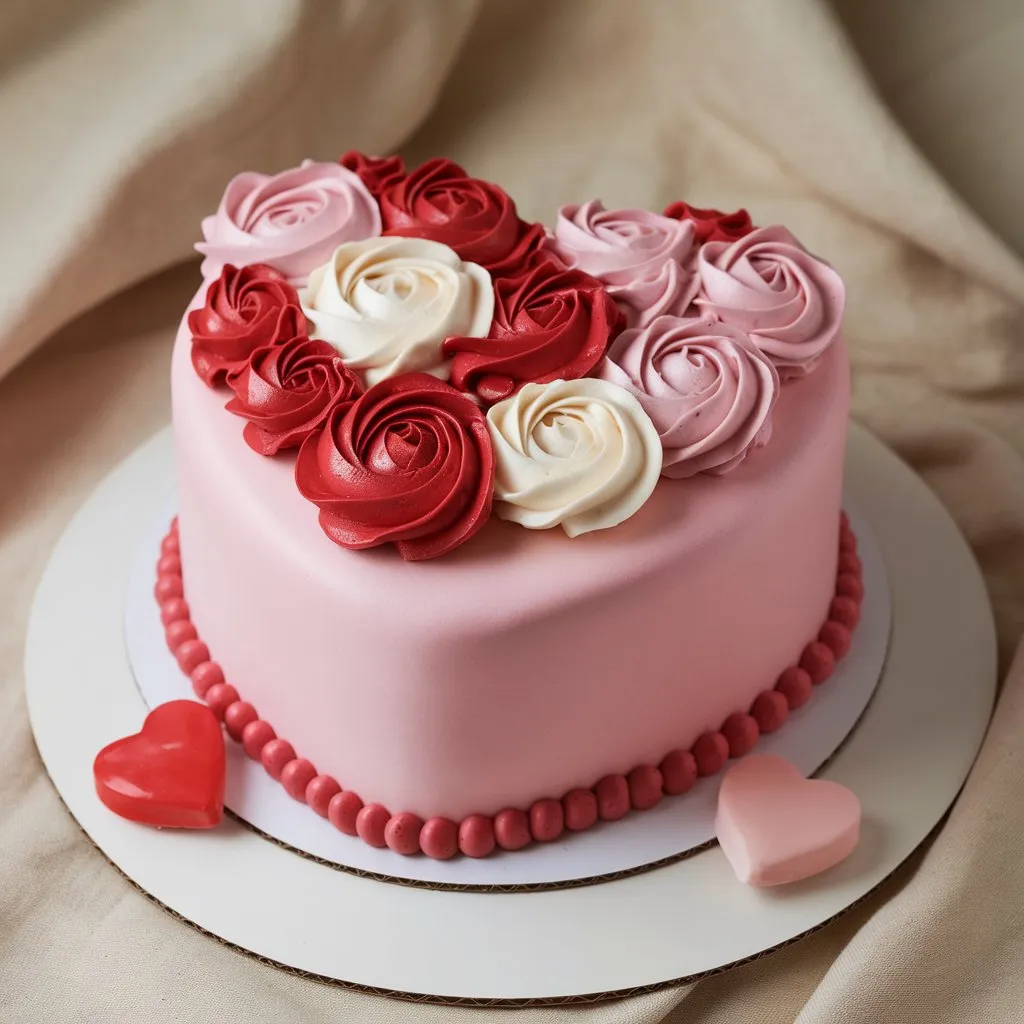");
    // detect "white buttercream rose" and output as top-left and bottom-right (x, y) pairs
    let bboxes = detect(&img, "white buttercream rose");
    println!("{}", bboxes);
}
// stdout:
(301, 237), (494, 386)
(486, 378), (662, 537)
(552, 200), (698, 328)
